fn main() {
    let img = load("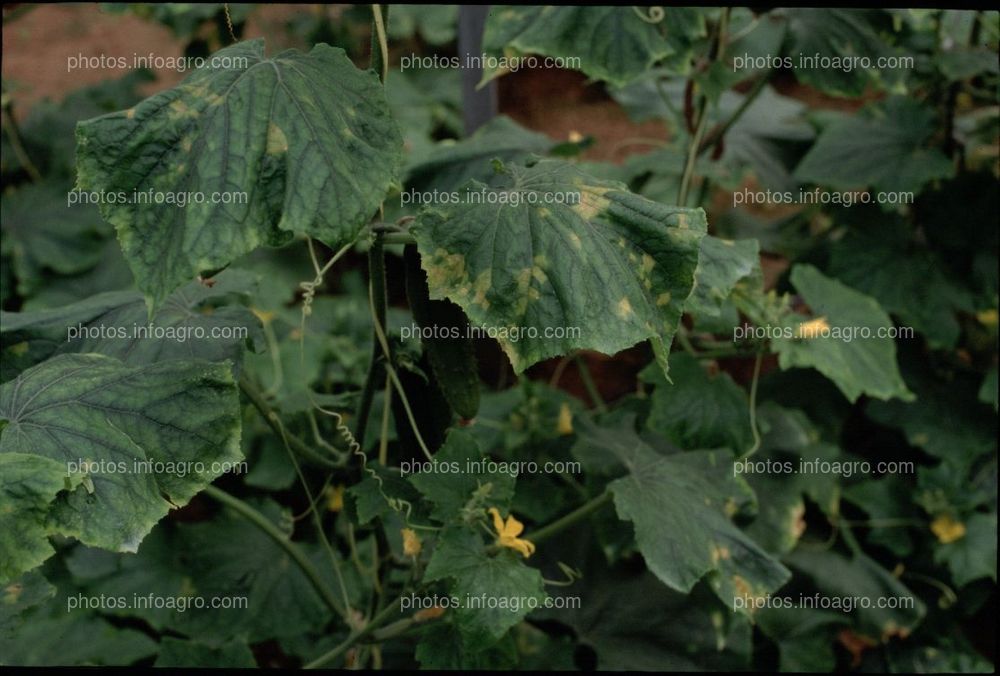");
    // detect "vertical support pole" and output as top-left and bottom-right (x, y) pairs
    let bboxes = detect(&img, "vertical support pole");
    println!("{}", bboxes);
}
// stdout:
(458, 5), (498, 136)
